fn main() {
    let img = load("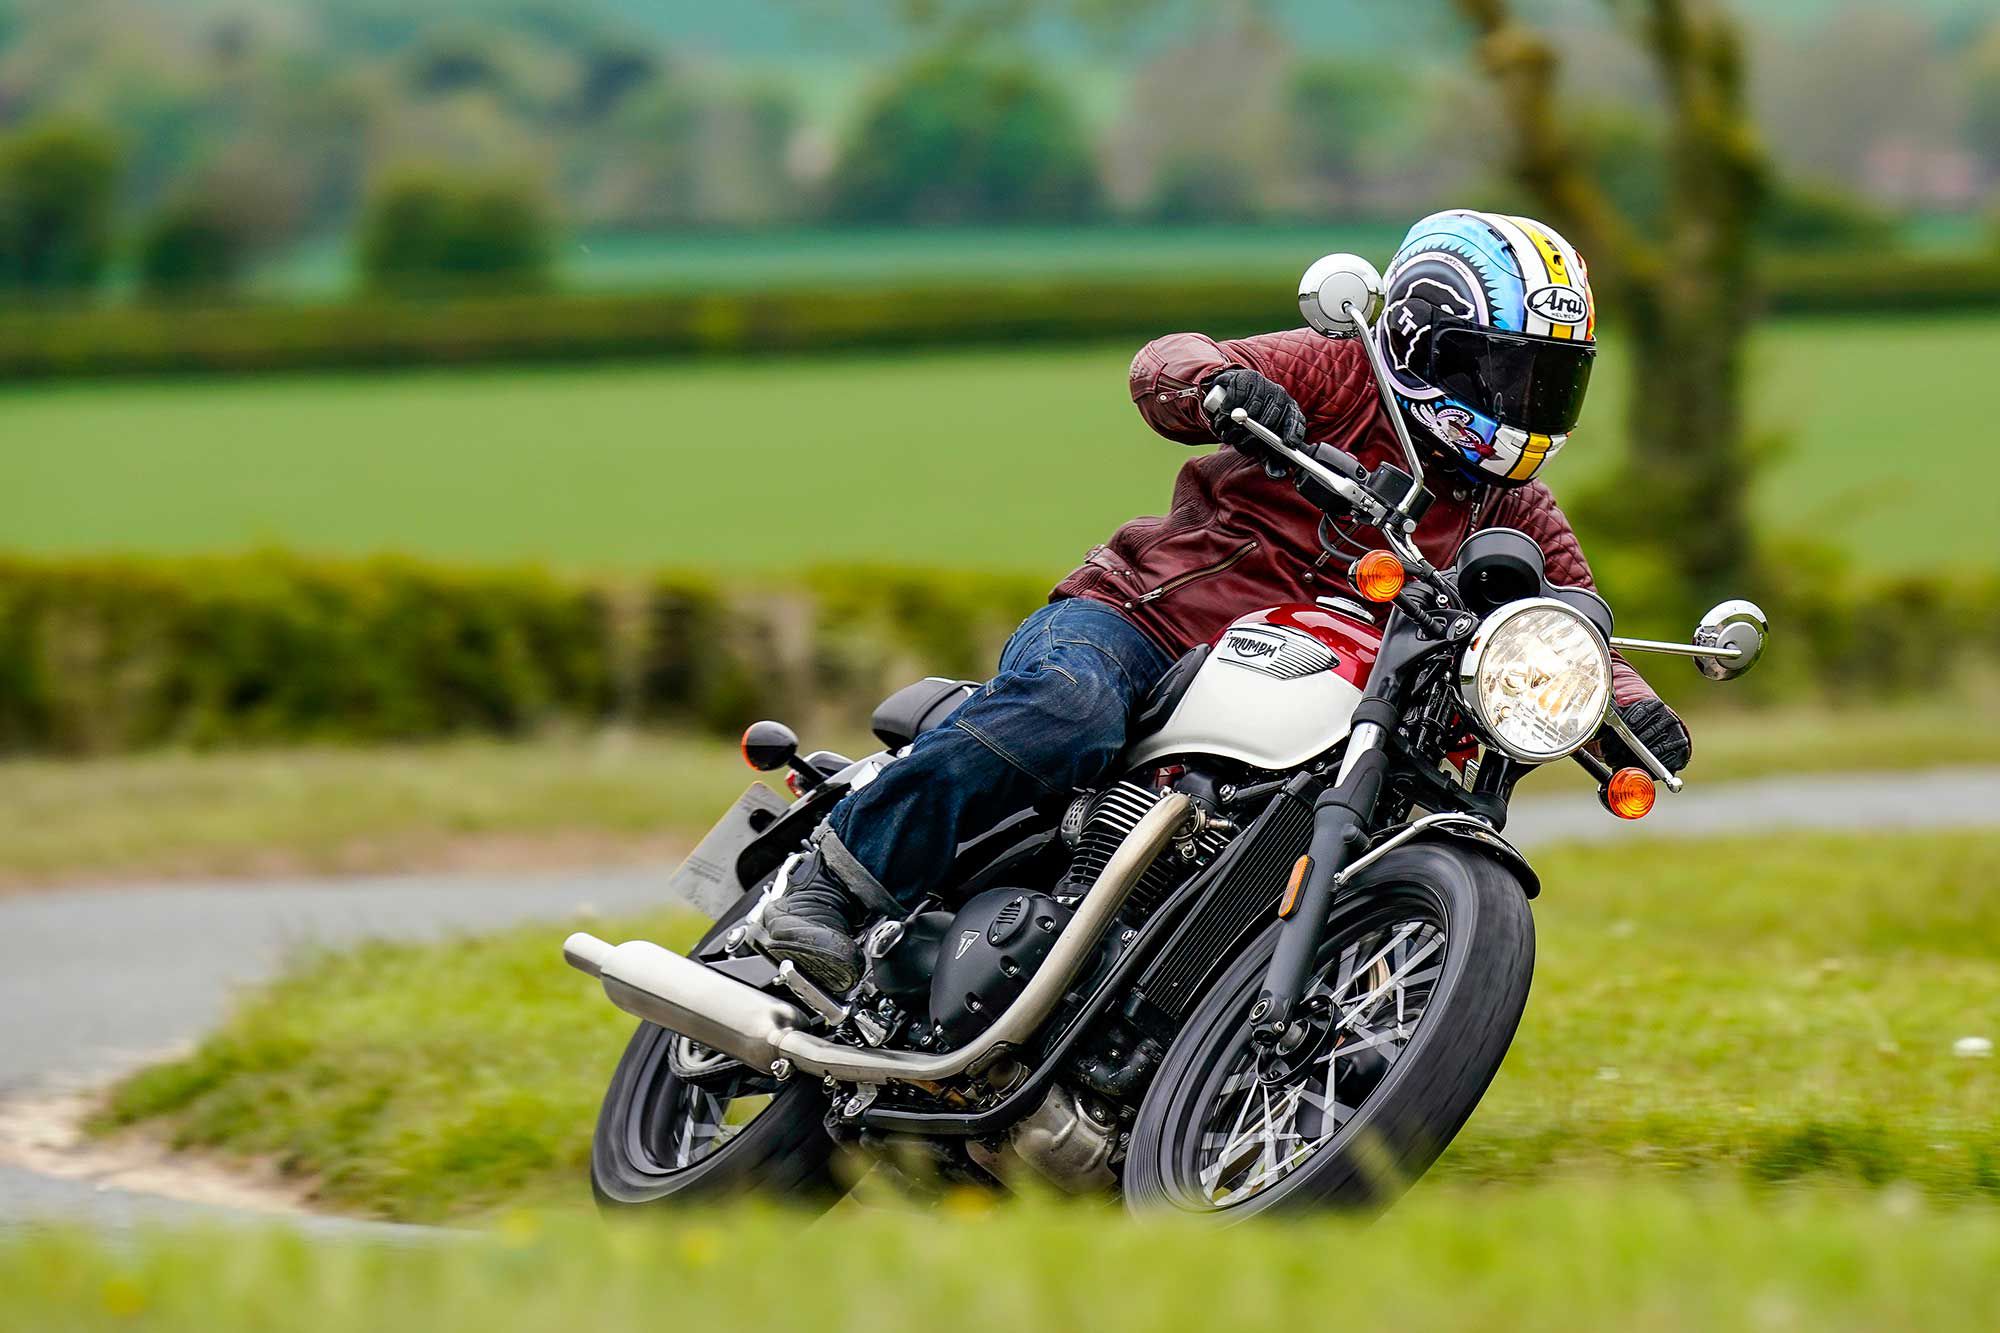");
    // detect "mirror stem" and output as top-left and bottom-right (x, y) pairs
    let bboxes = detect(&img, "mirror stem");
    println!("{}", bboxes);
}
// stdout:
(1342, 300), (1429, 525)
(1608, 636), (1745, 661)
